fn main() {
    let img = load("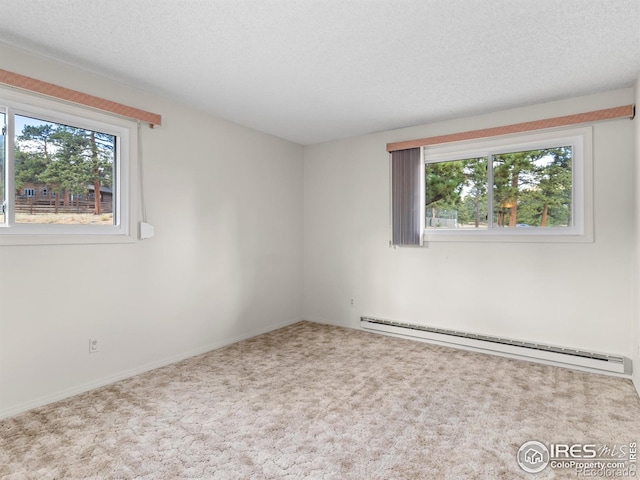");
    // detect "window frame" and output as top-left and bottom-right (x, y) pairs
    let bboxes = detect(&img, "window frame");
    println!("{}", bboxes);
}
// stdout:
(422, 126), (593, 243)
(0, 86), (137, 246)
